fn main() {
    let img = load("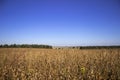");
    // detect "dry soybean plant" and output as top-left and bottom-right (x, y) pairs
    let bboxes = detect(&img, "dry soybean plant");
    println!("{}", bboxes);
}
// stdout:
(0, 48), (120, 80)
